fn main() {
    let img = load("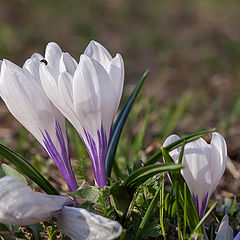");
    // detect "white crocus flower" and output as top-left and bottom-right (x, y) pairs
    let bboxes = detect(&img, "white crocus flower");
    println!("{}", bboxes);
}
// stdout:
(0, 176), (122, 240)
(163, 132), (227, 219)
(215, 214), (240, 240)
(0, 57), (78, 192)
(39, 41), (124, 188)
(216, 214), (233, 240)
